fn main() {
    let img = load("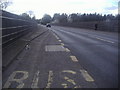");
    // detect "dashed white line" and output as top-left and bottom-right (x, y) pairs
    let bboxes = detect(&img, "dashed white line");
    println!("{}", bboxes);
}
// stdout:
(70, 56), (78, 62)
(61, 43), (64, 46)
(56, 36), (59, 39)
(65, 48), (70, 52)
(58, 40), (62, 42)
(53, 34), (59, 39)
(52, 32), (59, 39)
(80, 70), (94, 82)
